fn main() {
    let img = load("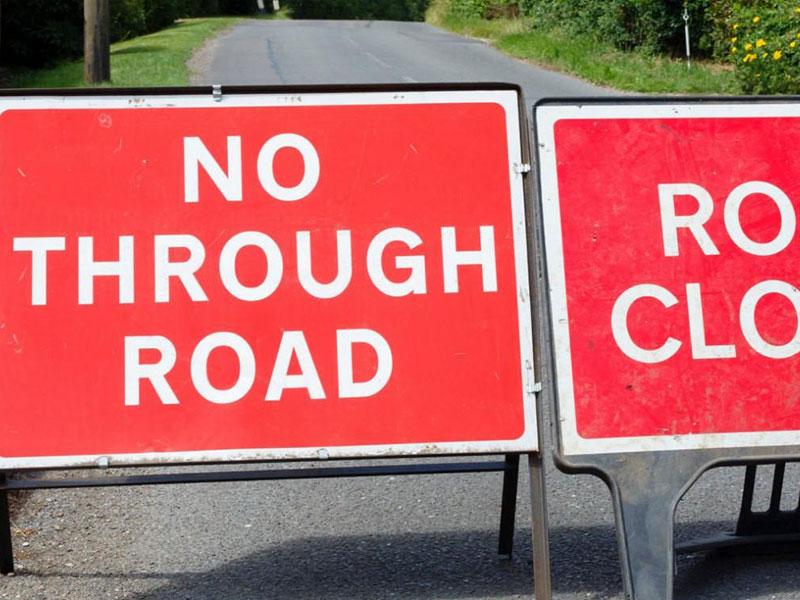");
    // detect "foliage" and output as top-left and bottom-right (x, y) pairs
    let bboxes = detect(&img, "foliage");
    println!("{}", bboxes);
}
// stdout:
(433, 4), (737, 93)
(447, 0), (520, 19)
(286, 0), (430, 21)
(435, 0), (800, 95)
(727, 2), (800, 93)
(517, 0), (716, 57)
(177, 0), (262, 17)
(9, 17), (242, 88)
(1, 0), (83, 67)
(111, 0), (148, 43)
(447, 0), (490, 18)
(1, 0), (259, 68)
